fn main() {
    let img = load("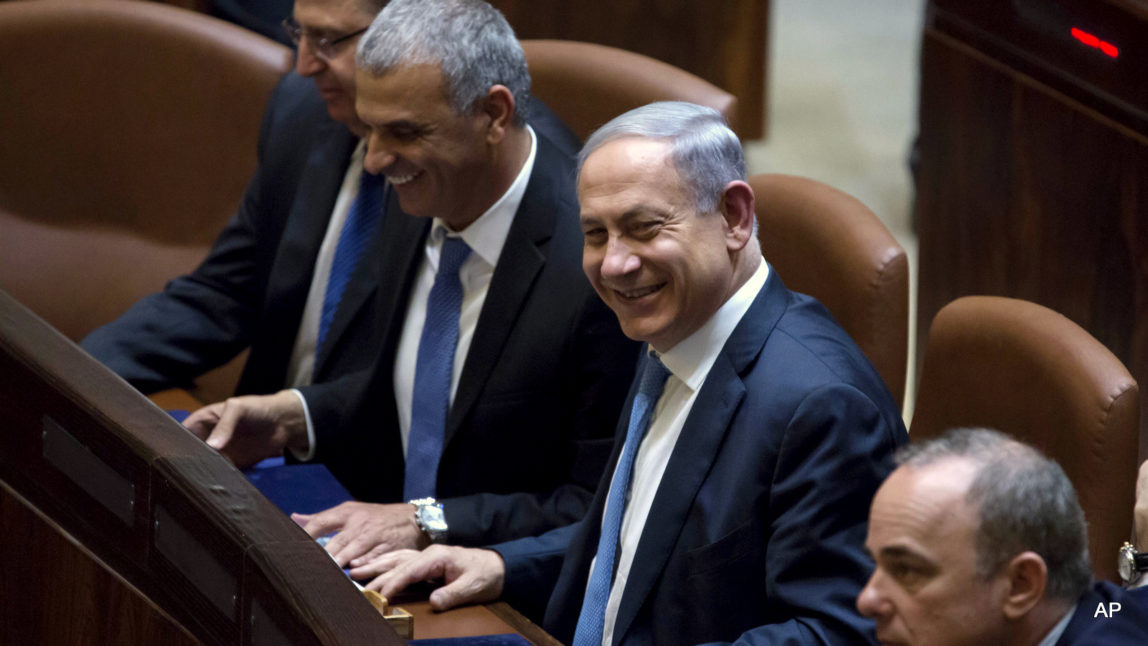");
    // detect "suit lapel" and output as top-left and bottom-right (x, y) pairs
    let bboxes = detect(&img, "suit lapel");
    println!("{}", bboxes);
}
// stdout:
(261, 124), (357, 382)
(611, 267), (788, 644)
(443, 138), (566, 442)
(372, 190), (432, 363)
(314, 185), (390, 375)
